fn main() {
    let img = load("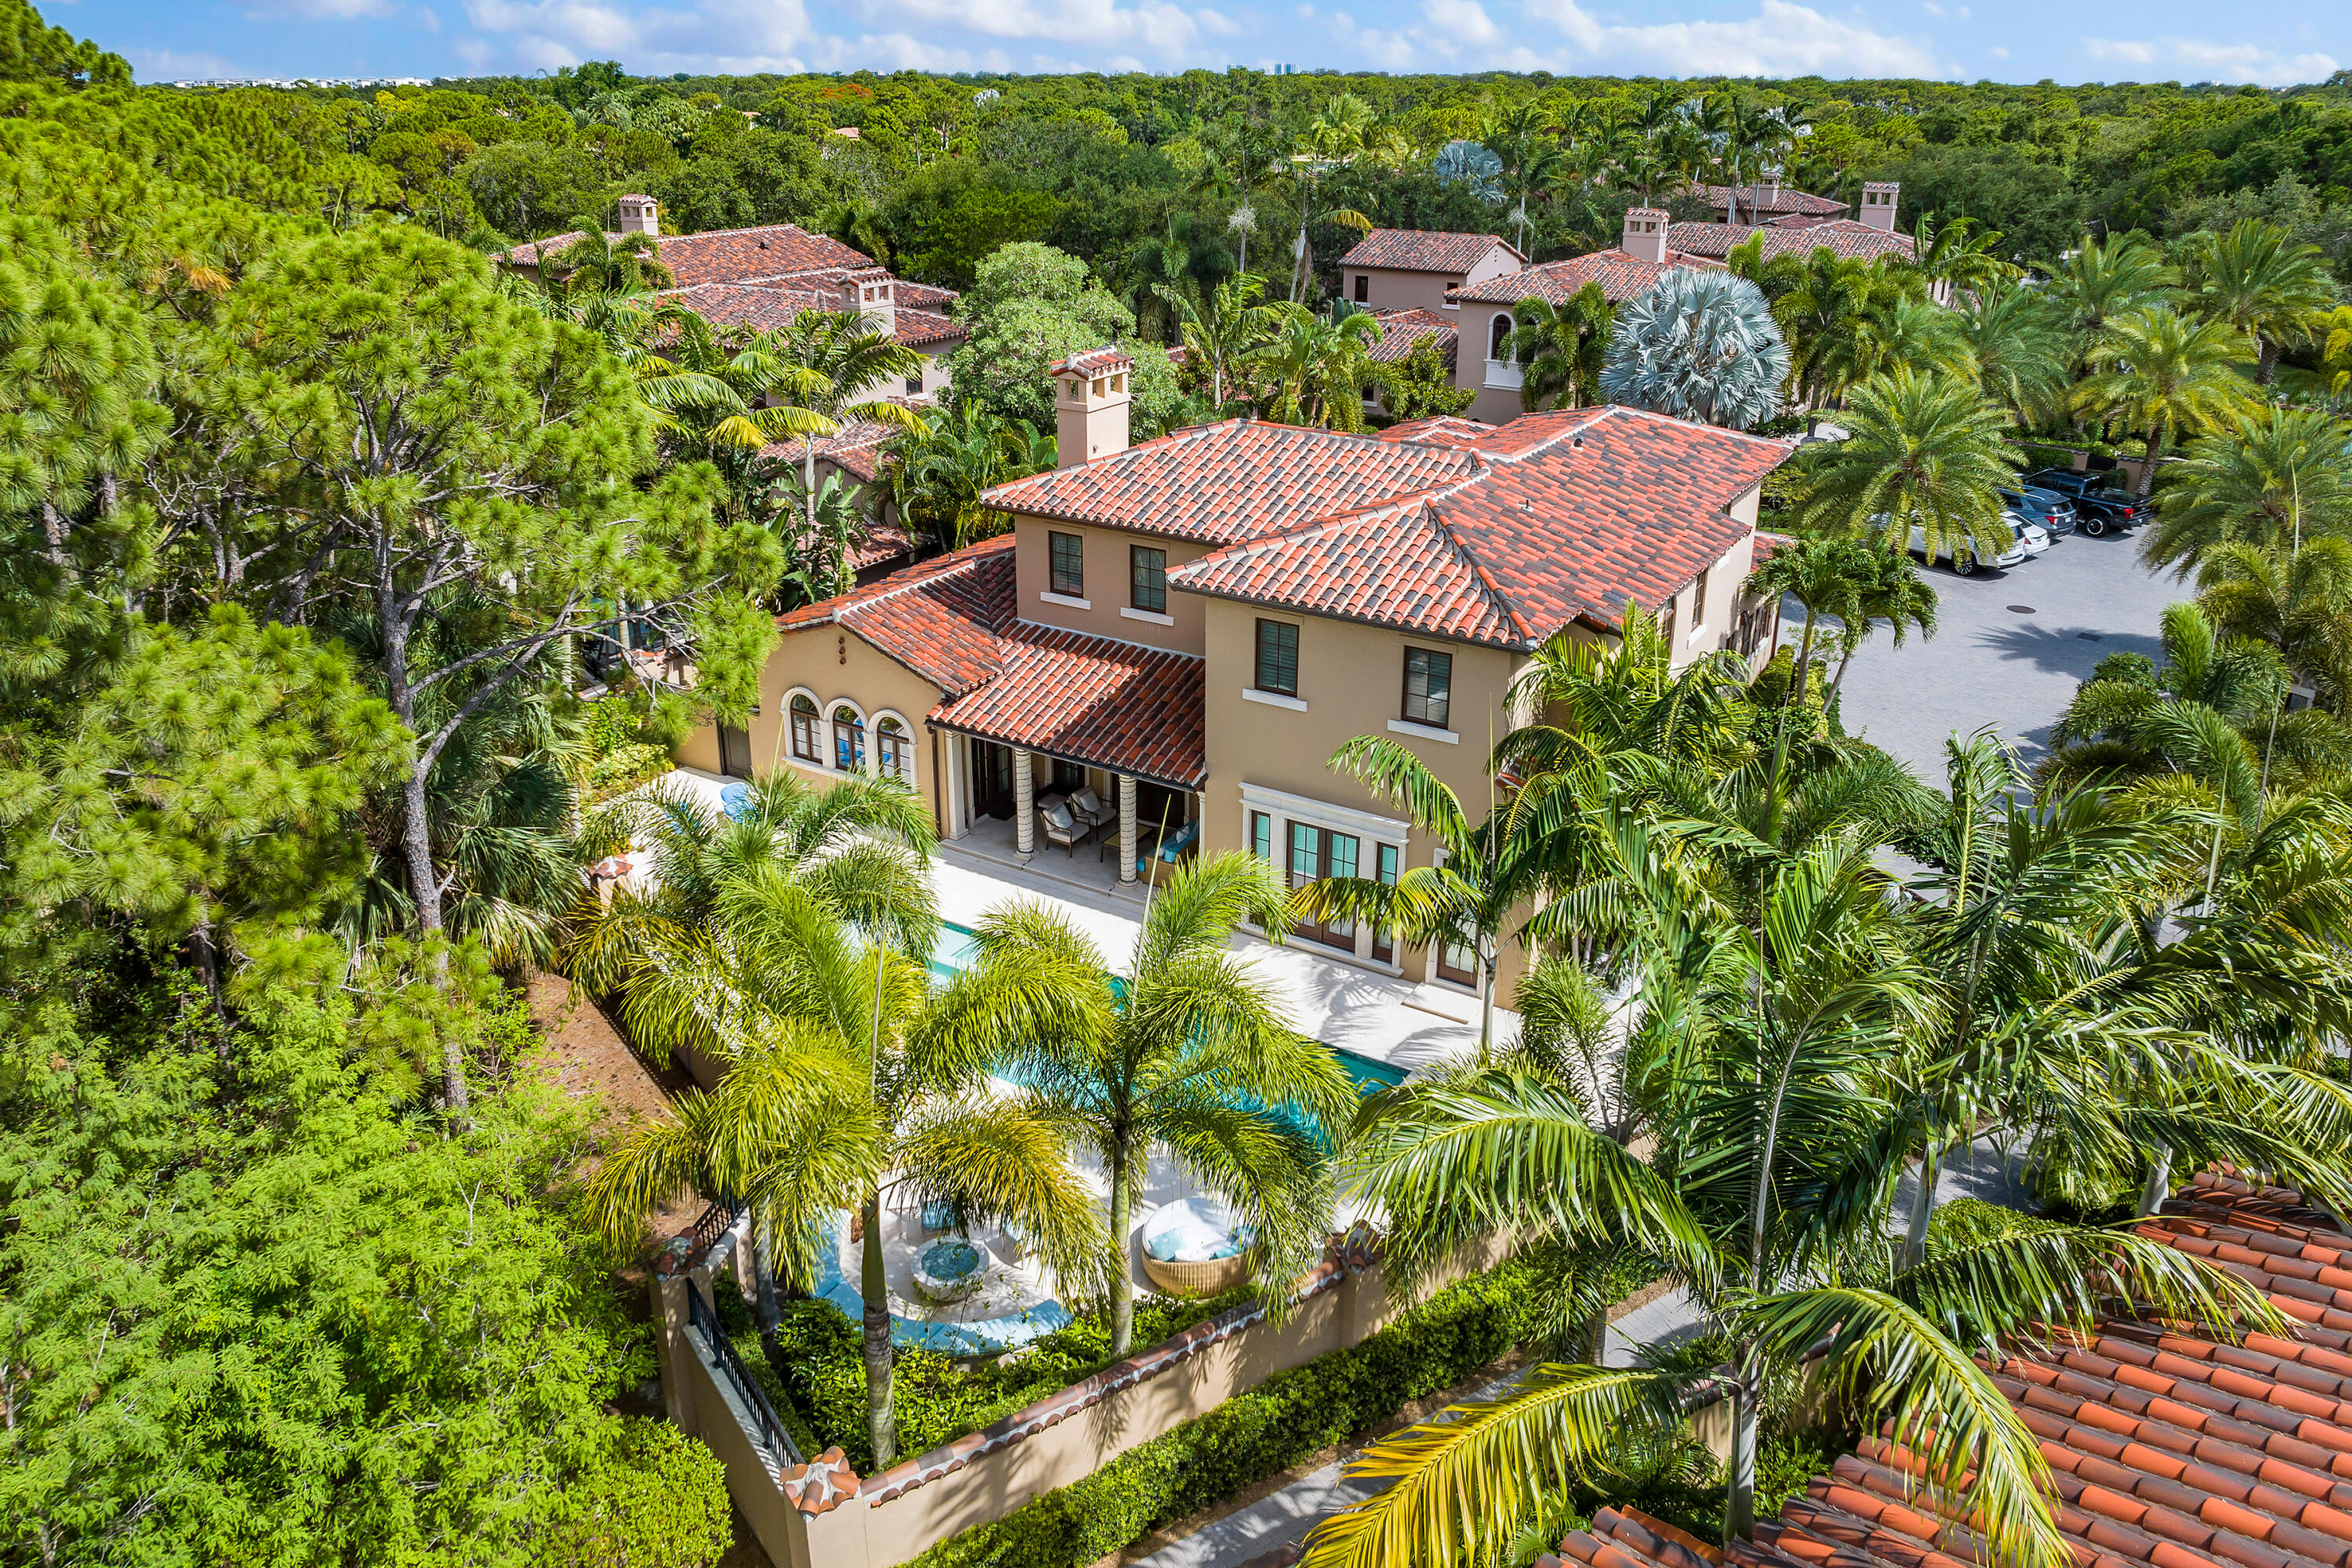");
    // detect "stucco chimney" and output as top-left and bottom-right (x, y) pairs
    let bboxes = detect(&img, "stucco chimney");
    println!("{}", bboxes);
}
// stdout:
(1051, 347), (1133, 469)
(1758, 168), (1781, 211)
(1860, 181), (1899, 233)
(615, 194), (659, 237)
(840, 267), (896, 342)
(1622, 208), (1670, 266)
